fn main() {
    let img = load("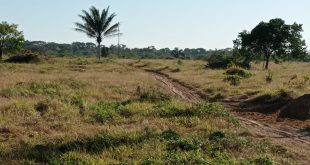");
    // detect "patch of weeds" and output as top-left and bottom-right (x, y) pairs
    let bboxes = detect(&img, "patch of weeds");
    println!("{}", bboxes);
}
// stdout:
(286, 74), (310, 89)
(156, 101), (237, 124)
(0, 101), (37, 118)
(208, 131), (225, 142)
(270, 145), (287, 154)
(0, 79), (86, 99)
(71, 96), (87, 114)
(192, 102), (237, 124)
(89, 102), (121, 123)
(141, 159), (157, 165)
(249, 156), (274, 165)
(164, 151), (208, 165)
(139, 90), (171, 102)
(0, 88), (19, 98)
(160, 129), (180, 141)
(50, 152), (98, 165)
(224, 75), (242, 86)
(167, 138), (203, 151)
